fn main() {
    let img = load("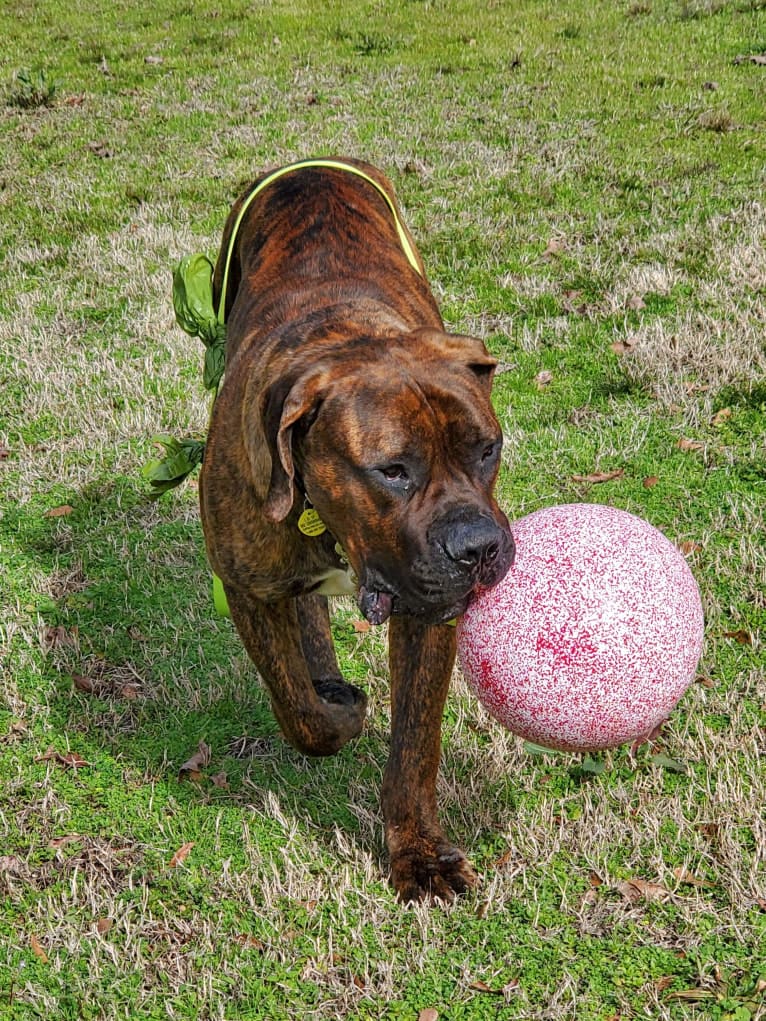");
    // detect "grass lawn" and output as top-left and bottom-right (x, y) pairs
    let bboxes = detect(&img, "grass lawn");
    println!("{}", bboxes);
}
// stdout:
(1, 0), (765, 1018)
